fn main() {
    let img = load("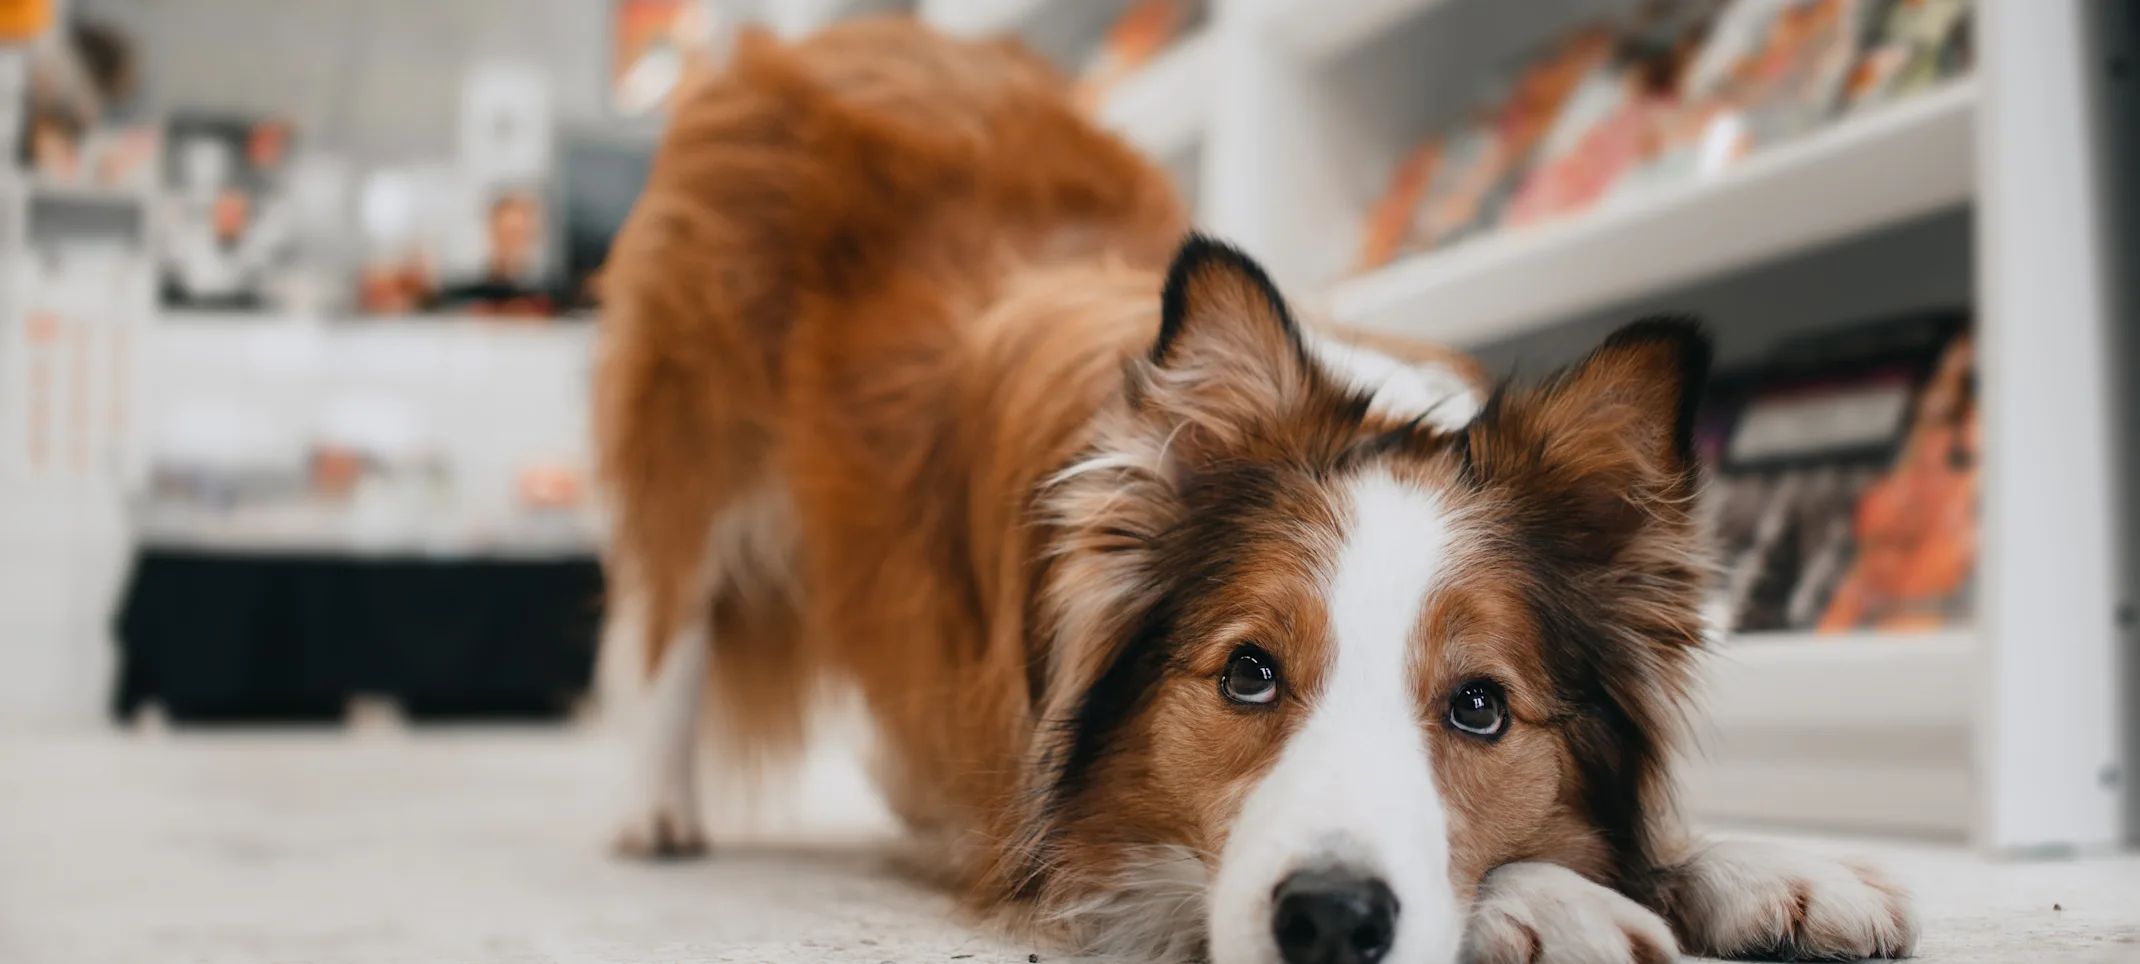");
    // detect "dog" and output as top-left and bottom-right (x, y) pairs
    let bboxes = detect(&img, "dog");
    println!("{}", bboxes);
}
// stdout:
(592, 18), (1917, 964)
